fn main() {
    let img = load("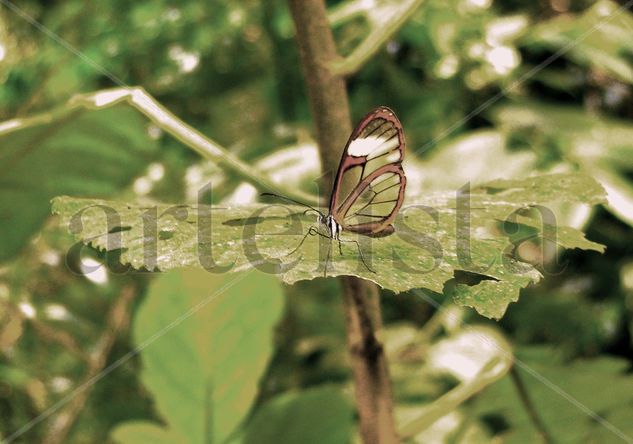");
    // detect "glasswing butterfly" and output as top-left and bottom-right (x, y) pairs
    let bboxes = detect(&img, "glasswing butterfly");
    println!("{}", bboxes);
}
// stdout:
(263, 106), (406, 276)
